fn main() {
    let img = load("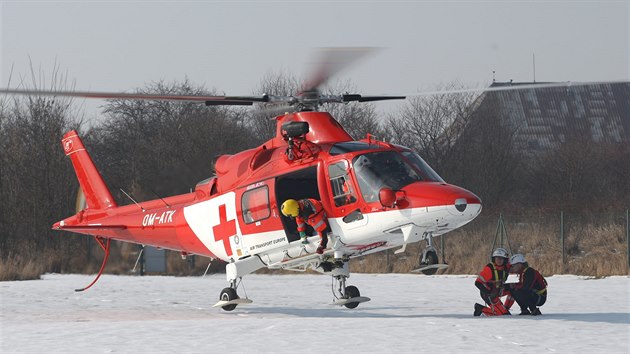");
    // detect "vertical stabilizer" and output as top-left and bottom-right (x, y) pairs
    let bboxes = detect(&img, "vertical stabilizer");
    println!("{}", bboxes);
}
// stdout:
(62, 130), (117, 209)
